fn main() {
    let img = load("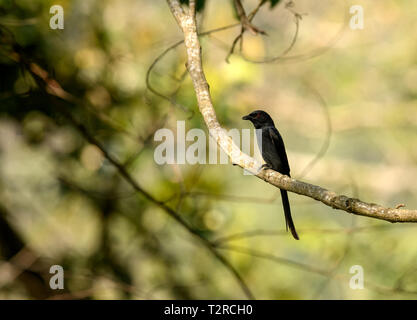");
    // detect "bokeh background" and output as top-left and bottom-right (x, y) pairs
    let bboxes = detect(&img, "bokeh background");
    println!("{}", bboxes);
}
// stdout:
(0, 0), (416, 299)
